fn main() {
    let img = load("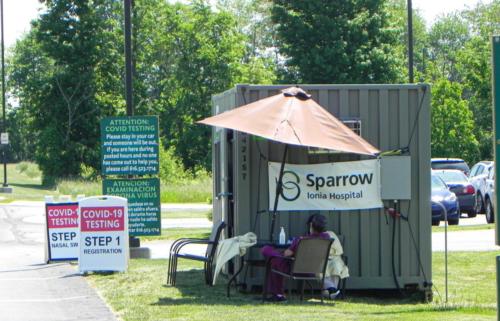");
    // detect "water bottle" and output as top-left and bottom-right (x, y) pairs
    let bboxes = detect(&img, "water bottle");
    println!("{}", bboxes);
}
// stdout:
(279, 226), (286, 245)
